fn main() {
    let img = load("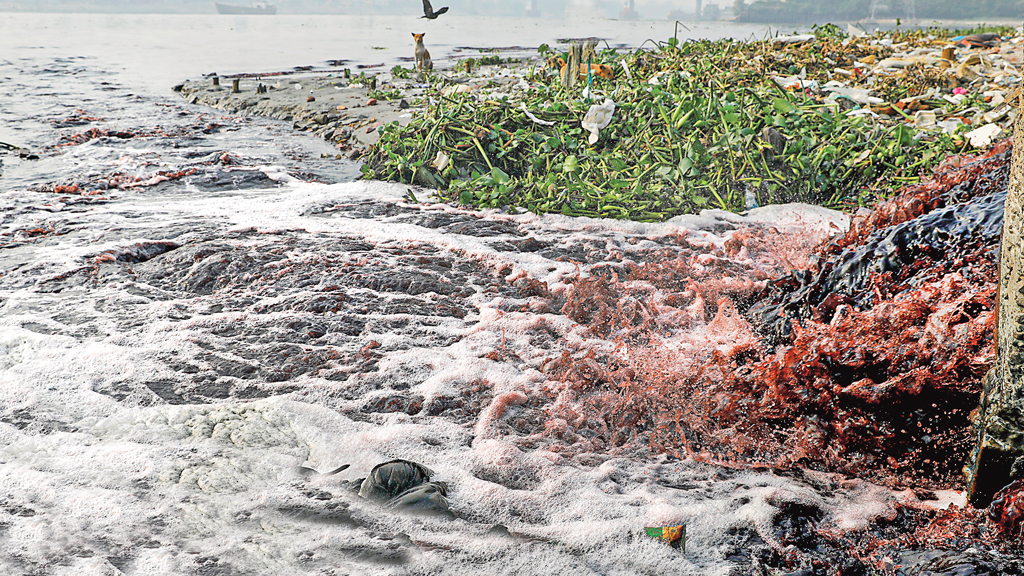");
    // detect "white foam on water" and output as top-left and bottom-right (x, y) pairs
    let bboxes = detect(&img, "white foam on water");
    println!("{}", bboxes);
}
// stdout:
(0, 166), (929, 574)
(0, 388), (933, 575)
